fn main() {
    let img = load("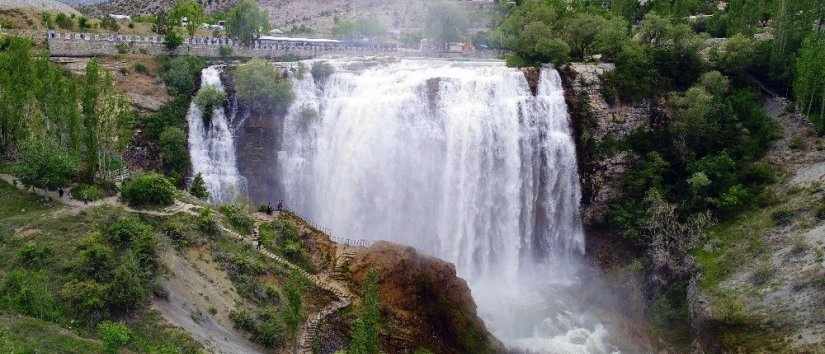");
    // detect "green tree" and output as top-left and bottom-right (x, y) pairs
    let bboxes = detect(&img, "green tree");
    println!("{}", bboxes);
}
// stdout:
(14, 138), (79, 190)
(82, 59), (101, 182)
(159, 126), (189, 179)
(189, 173), (209, 200)
(161, 56), (206, 96)
(170, 0), (205, 38)
(333, 18), (386, 40)
(0, 37), (34, 153)
(193, 86), (226, 121)
(425, 1), (469, 44)
(349, 270), (381, 354)
(234, 59), (294, 114)
(164, 30), (184, 51)
(120, 173), (177, 207)
(563, 13), (609, 61)
(226, 0), (270, 46)
(794, 33), (825, 133)
(97, 321), (131, 354)
(107, 253), (150, 314)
